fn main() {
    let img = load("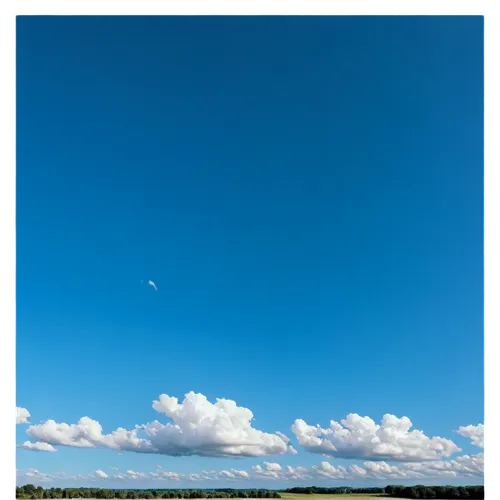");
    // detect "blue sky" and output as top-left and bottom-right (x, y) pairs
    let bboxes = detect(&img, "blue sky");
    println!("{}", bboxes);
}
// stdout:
(16, 16), (483, 488)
